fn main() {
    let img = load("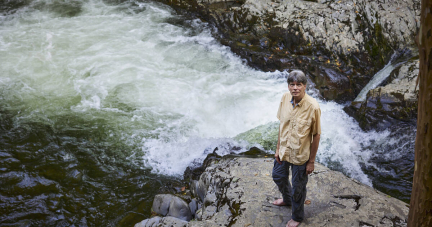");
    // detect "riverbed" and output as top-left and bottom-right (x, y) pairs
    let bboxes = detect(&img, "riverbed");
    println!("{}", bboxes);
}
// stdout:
(0, 0), (415, 226)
